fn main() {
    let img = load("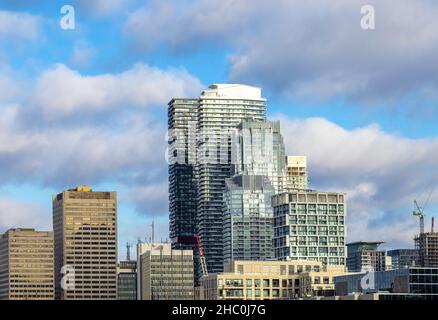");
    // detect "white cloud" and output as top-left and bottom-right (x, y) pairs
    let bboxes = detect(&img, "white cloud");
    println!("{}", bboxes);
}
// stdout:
(0, 197), (51, 232)
(32, 63), (203, 119)
(124, 0), (438, 103)
(0, 10), (40, 40)
(277, 116), (438, 247)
